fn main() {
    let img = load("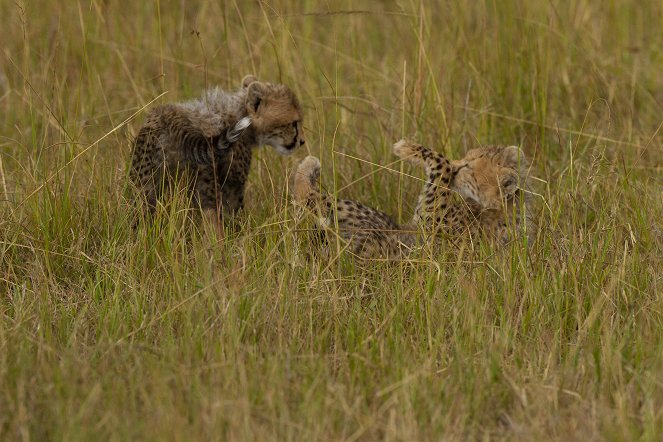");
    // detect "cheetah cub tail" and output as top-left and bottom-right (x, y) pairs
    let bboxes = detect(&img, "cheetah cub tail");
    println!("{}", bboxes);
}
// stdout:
(293, 155), (323, 208)
(393, 139), (428, 166)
